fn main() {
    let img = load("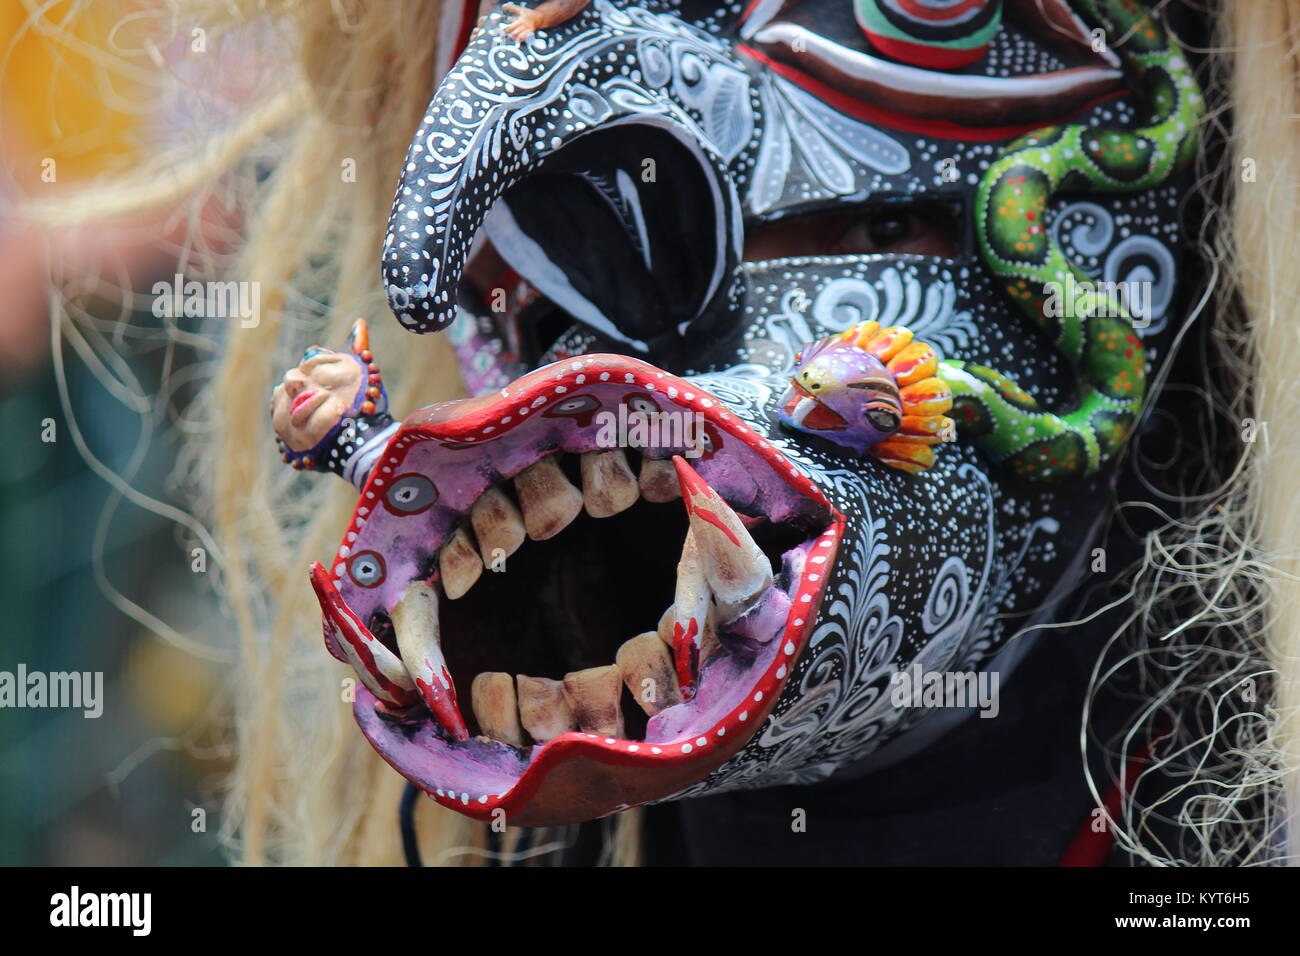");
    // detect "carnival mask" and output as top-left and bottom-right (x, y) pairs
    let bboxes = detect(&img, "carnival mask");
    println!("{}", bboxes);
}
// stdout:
(273, 0), (1202, 825)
